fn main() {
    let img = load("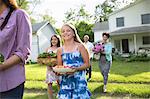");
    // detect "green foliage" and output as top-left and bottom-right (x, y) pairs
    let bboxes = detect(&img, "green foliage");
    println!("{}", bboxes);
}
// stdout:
(38, 52), (57, 58)
(16, 0), (29, 10)
(63, 5), (94, 41)
(55, 28), (61, 35)
(0, 53), (4, 63)
(127, 56), (150, 62)
(113, 54), (150, 62)
(16, 0), (41, 24)
(94, 0), (137, 23)
(63, 5), (92, 24)
(94, 0), (115, 22)
(75, 21), (94, 42)
(41, 14), (56, 25)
